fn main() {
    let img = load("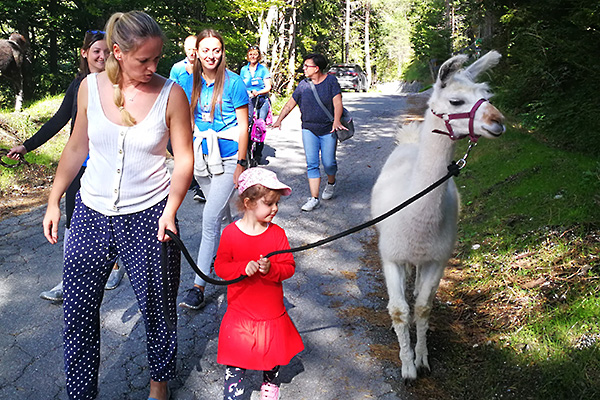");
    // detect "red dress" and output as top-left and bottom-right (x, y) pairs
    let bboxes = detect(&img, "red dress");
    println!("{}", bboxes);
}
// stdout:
(214, 222), (304, 370)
